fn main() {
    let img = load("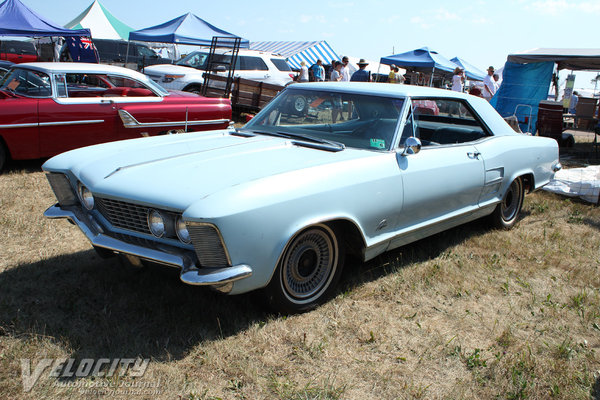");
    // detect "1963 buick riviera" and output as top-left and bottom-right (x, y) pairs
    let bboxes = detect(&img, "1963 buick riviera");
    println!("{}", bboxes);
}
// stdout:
(43, 82), (561, 312)
(0, 62), (230, 171)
